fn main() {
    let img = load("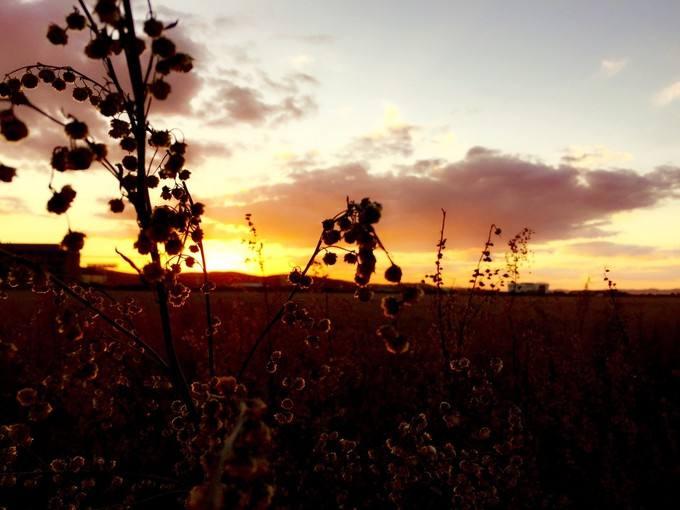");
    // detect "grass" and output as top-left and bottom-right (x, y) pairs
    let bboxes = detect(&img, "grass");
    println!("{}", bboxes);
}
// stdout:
(0, 288), (677, 508)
